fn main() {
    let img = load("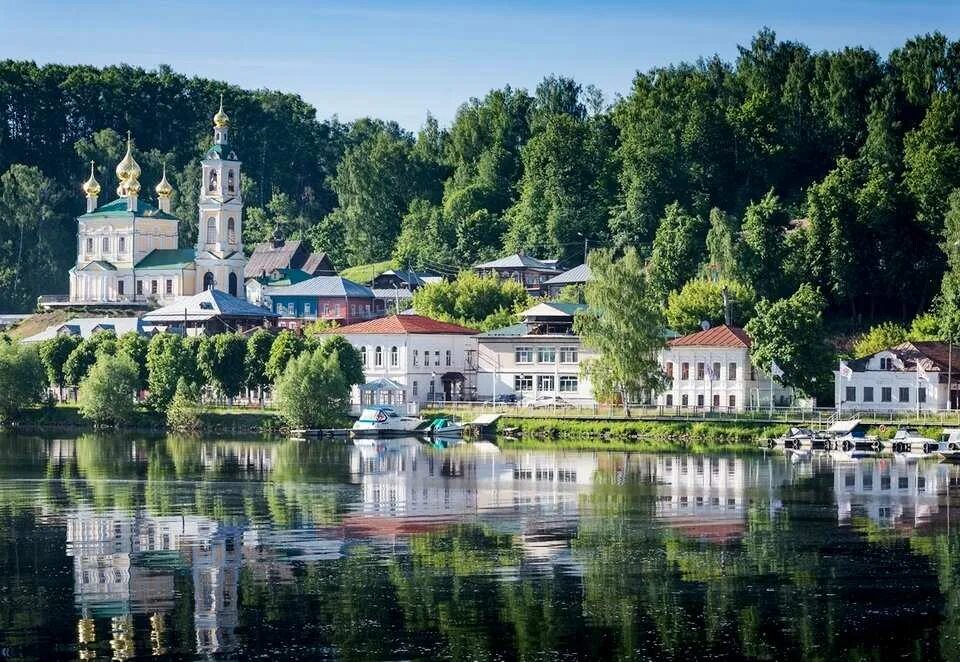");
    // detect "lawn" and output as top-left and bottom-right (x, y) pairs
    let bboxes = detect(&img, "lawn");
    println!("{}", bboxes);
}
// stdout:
(340, 260), (394, 284)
